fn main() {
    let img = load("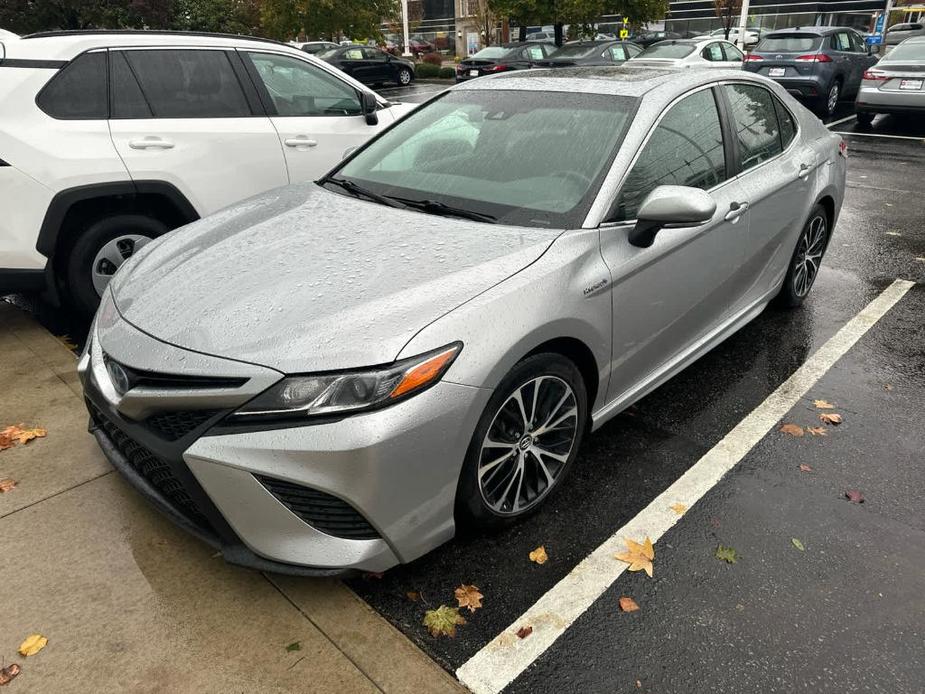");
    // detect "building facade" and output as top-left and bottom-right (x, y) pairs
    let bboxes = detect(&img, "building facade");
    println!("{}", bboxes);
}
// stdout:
(665, 0), (888, 35)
